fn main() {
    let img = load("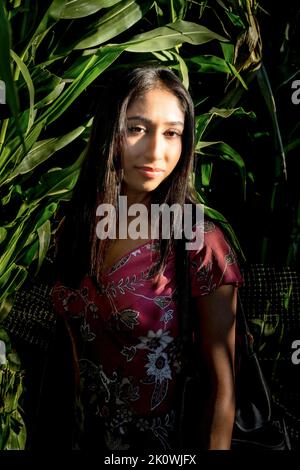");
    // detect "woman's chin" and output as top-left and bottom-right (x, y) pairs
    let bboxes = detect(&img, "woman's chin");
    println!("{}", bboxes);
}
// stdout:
(124, 182), (161, 198)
